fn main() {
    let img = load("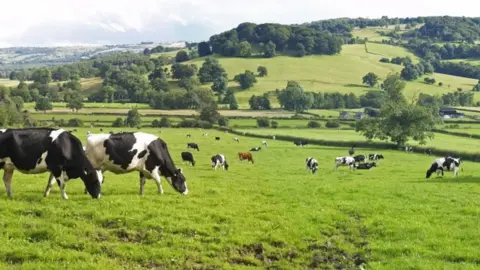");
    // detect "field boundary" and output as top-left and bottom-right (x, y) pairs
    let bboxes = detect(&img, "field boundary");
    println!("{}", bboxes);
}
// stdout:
(218, 127), (480, 162)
